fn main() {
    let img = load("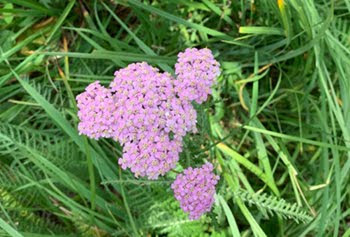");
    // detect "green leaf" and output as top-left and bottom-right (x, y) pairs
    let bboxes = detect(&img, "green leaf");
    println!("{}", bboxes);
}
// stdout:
(0, 217), (23, 237)
(217, 143), (280, 195)
(41, 51), (176, 64)
(0, 0), (57, 15)
(113, 0), (234, 40)
(3, 3), (14, 24)
(217, 195), (241, 237)
(239, 26), (284, 36)
(45, 0), (76, 43)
